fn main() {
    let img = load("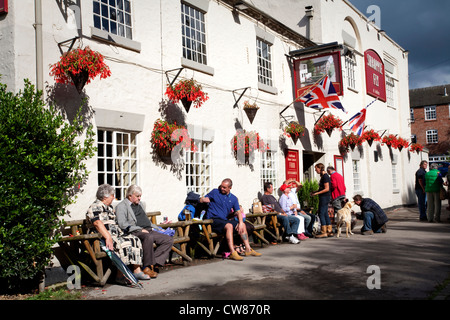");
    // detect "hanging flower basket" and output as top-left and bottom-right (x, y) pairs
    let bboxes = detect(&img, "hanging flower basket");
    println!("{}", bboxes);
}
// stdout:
(381, 134), (399, 149)
(283, 121), (305, 144)
(360, 129), (381, 147)
(396, 137), (410, 152)
(231, 130), (268, 163)
(409, 143), (424, 154)
(338, 133), (363, 153)
(243, 100), (259, 124)
(150, 119), (197, 158)
(49, 47), (111, 94)
(165, 78), (209, 112)
(314, 114), (343, 137)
